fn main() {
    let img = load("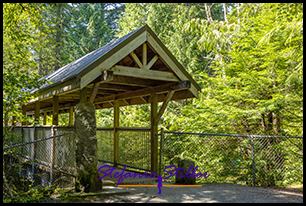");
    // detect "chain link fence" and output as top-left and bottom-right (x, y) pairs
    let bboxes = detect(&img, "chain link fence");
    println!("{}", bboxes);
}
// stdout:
(160, 130), (303, 187)
(97, 127), (151, 172)
(3, 126), (76, 190)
